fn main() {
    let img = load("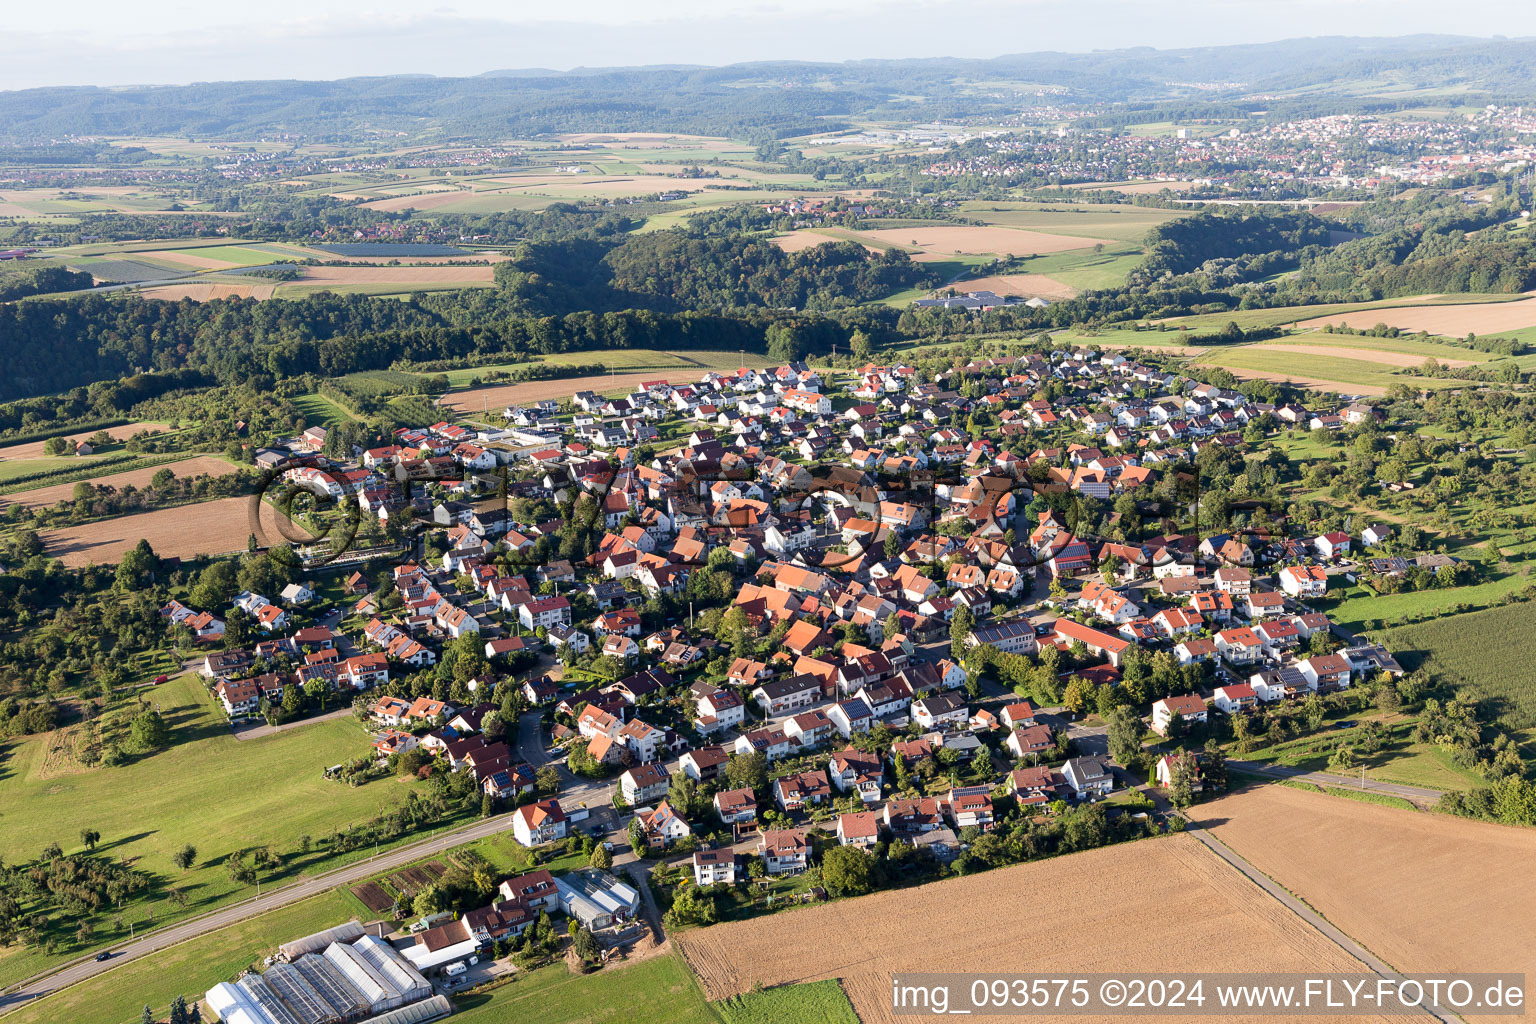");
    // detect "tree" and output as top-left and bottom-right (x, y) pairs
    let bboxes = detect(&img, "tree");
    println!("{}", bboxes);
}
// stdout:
(79, 828), (101, 852)
(1105, 705), (1145, 766)
(820, 845), (875, 897)
(481, 792), (496, 818)
(116, 540), (157, 590)
(1061, 676), (1095, 715)
(129, 709), (169, 752)
(225, 853), (256, 887)
(948, 604), (974, 660)
(883, 530), (901, 560)
(1168, 756), (1196, 809)
(172, 844), (197, 871)
(571, 925), (599, 962)
(1201, 739), (1228, 791)
(590, 843), (613, 870)
(303, 677), (329, 711)
(1328, 742), (1357, 773)
(724, 751), (768, 794)
(142, 1005), (156, 1024)
(169, 996), (190, 1024)
(536, 766), (561, 795)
